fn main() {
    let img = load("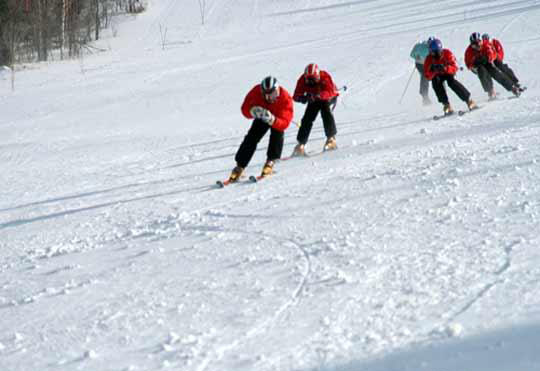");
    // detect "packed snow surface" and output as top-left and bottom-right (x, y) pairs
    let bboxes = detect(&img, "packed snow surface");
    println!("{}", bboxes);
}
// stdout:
(2, 1), (540, 370)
